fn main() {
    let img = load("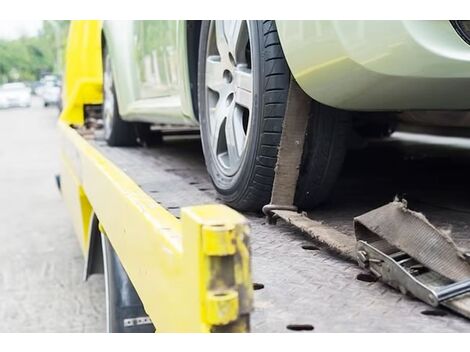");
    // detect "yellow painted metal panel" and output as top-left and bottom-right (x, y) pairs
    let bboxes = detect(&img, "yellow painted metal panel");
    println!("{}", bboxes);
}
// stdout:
(60, 20), (103, 126)
(59, 148), (91, 254)
(58, 121), (252, 332)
